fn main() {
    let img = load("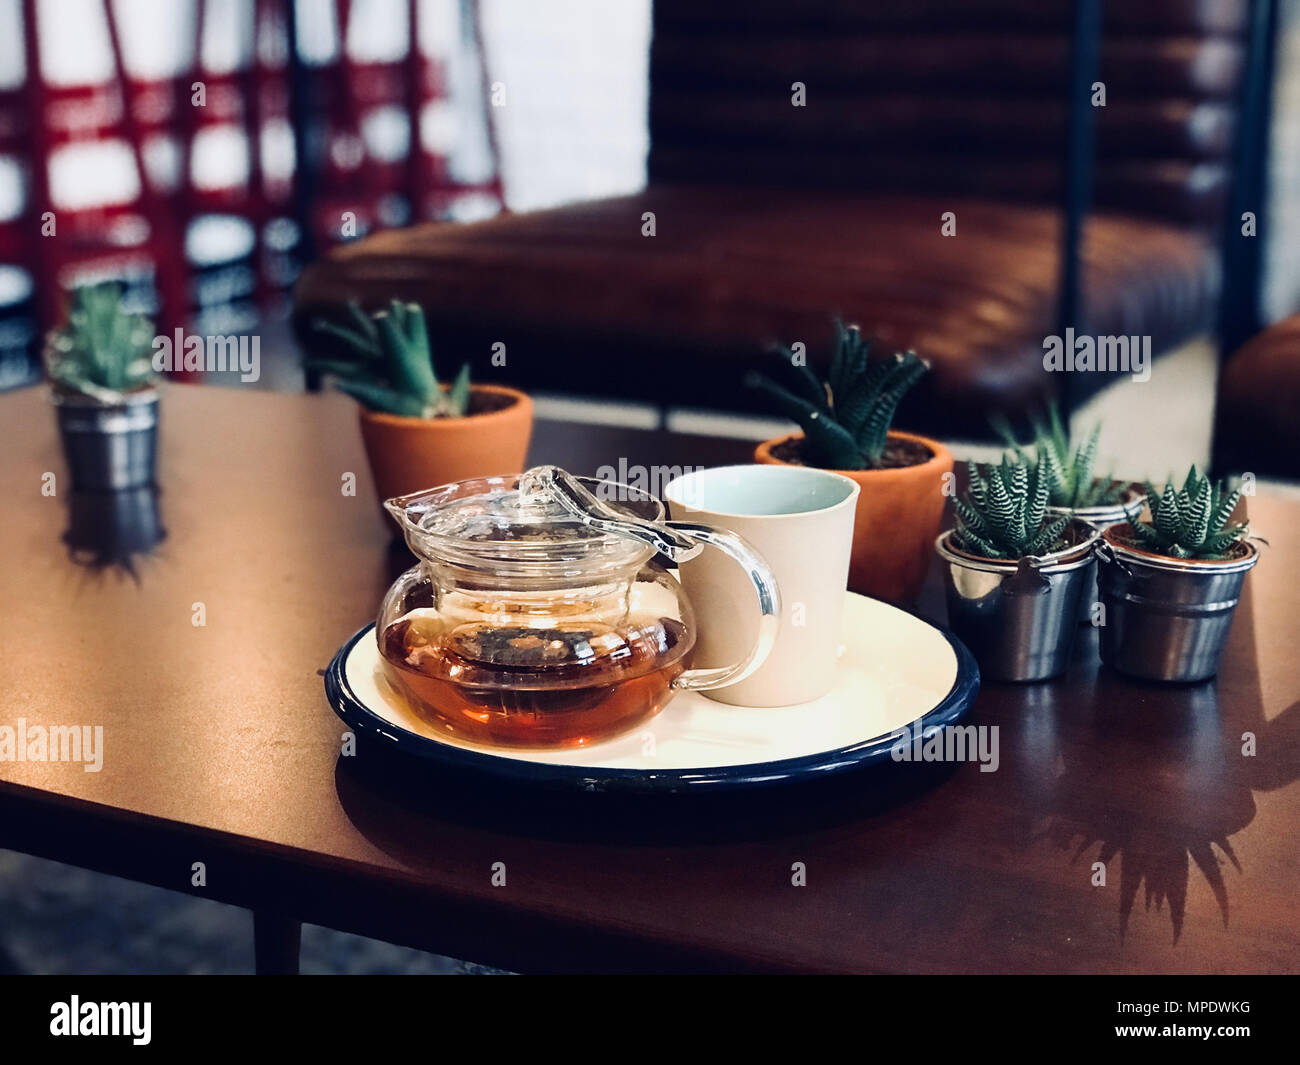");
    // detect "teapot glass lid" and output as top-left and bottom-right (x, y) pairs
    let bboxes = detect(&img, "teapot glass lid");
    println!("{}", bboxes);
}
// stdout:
(386, 469), (667, 571)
